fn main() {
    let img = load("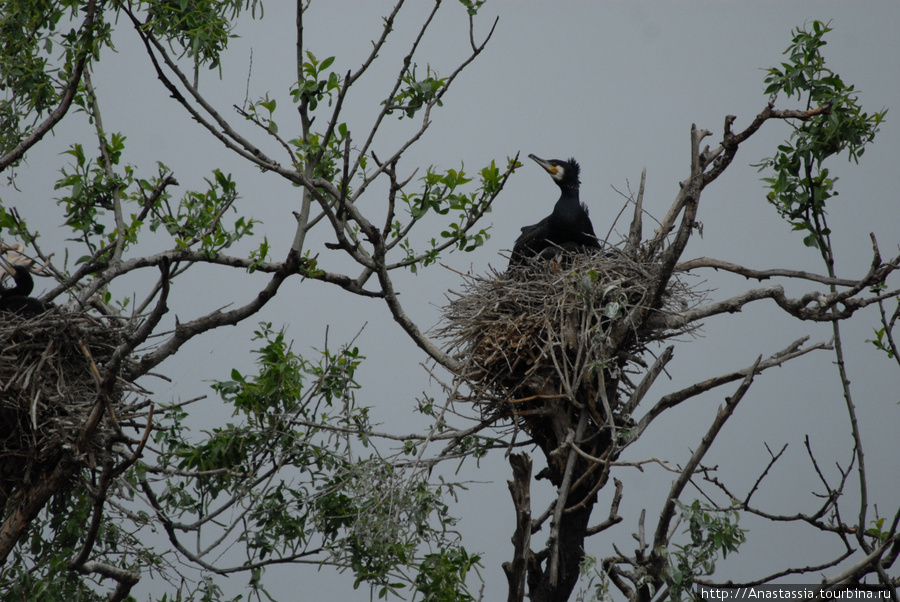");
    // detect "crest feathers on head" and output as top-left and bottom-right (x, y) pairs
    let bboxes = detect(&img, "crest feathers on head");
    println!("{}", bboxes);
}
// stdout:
(567, 158), (581, 184)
